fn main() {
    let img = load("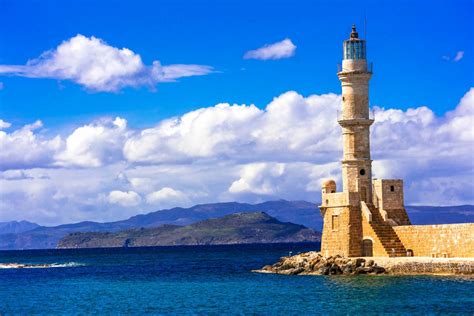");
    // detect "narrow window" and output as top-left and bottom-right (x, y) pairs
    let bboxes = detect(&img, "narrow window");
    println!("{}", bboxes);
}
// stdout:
(332, 215), (339, 230)
(390, 185), (395, 192)
(342, 96), (345, 101)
